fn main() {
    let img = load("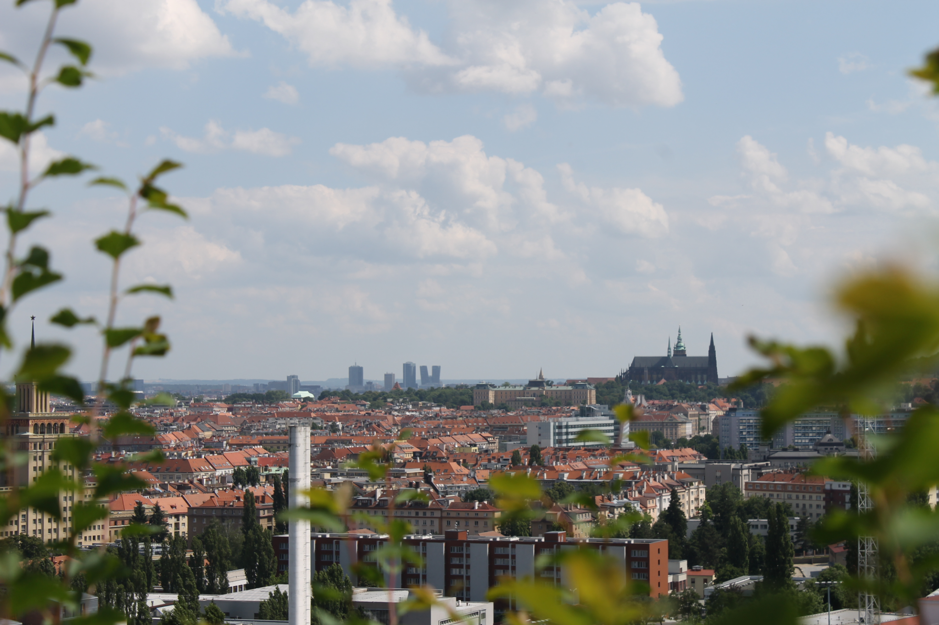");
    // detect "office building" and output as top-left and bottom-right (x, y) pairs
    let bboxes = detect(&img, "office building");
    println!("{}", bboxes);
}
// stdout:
(348, 364), (364, 390)
(384, 373), (396, 391)
(403, 362), (417, 389)
(432, 365), (441, 385)
(420, 365), (430, 387)
(286, 375), (300, 396)
(526, 415), (617, 448)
